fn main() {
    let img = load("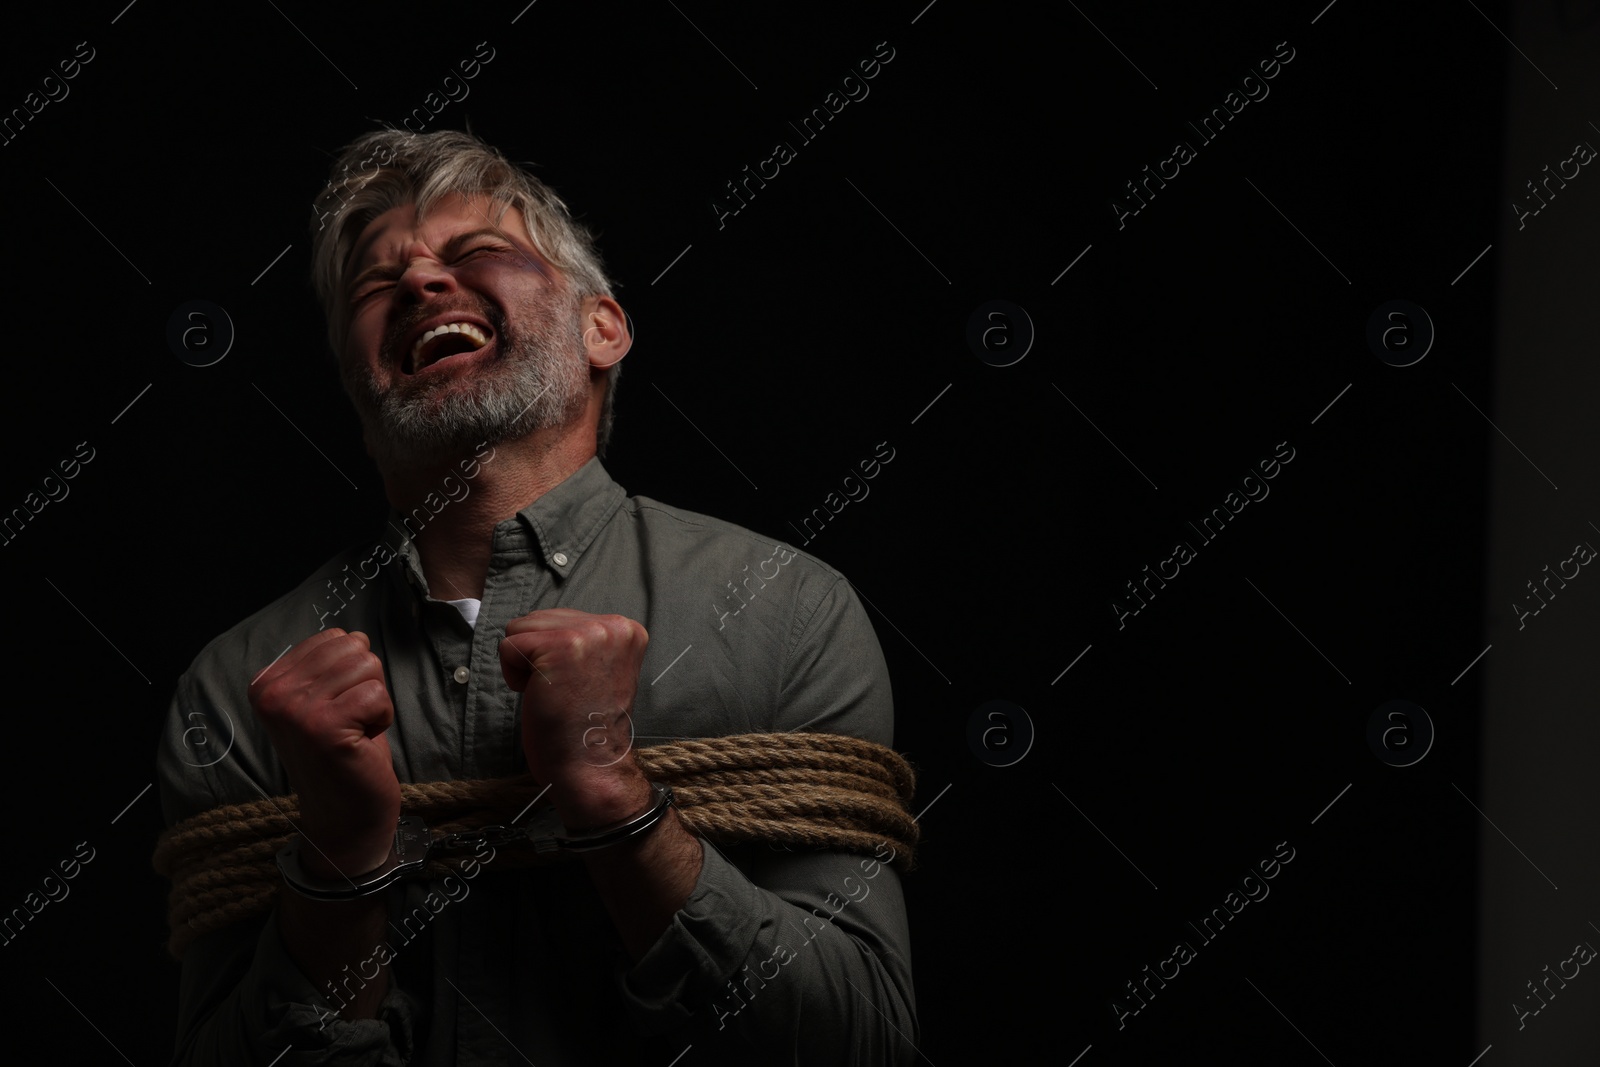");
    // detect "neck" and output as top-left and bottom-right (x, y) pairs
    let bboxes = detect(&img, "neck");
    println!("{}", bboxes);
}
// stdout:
(381, 428), (595, 601)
